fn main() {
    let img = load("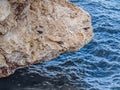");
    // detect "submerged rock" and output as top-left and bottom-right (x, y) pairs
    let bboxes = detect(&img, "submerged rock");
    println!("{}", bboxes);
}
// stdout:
(0, 0), (93, 78)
